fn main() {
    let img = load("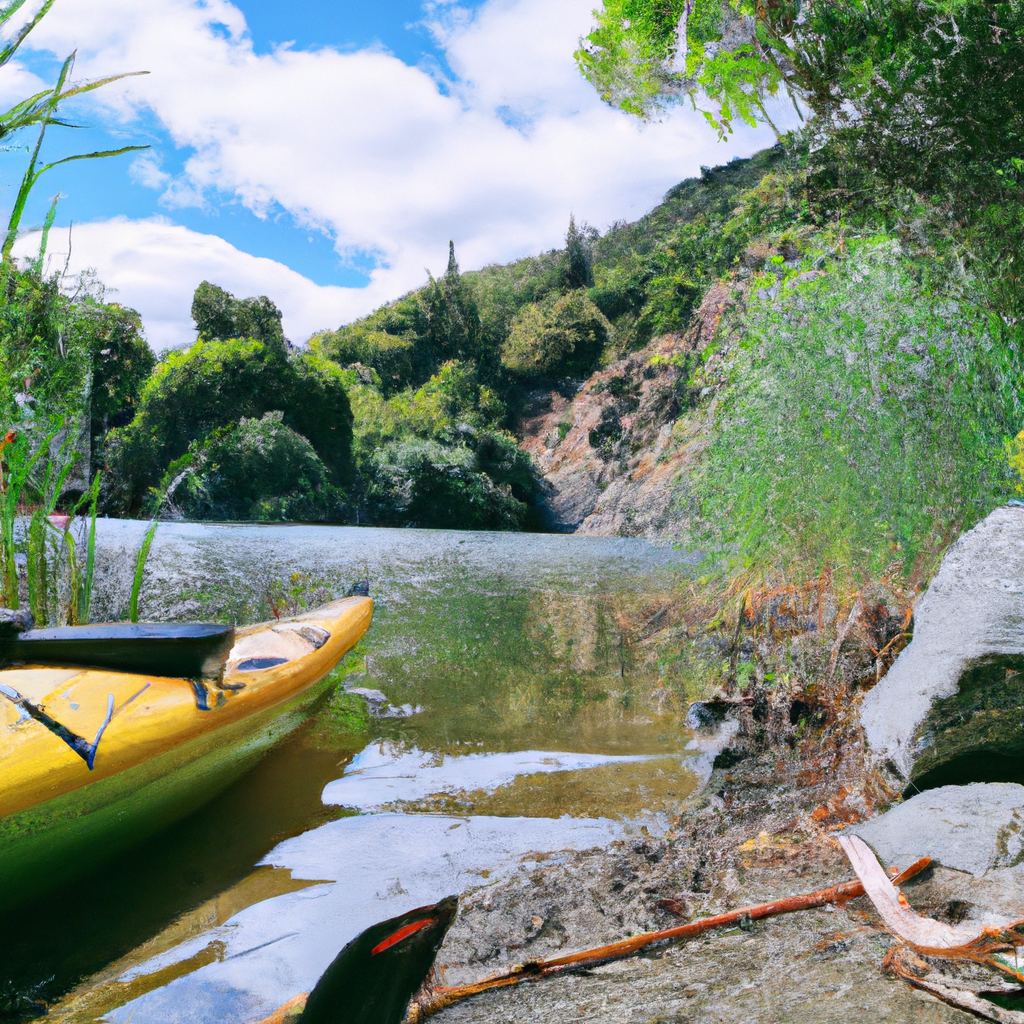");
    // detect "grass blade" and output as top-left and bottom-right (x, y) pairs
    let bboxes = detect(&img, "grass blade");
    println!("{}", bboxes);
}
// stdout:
(129, 519), (158, 623)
